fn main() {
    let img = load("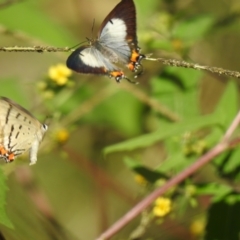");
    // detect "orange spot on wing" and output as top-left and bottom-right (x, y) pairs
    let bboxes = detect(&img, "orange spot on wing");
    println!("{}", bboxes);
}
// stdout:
(109, 71), (124, 78)
(0, 146), (7, 155)
(130, 50), (140, 63)
(0, 146), (15, 162)
(127, 62), (135, 71)
(8, 153), (15, 161)
(128, 50), (141, 72)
